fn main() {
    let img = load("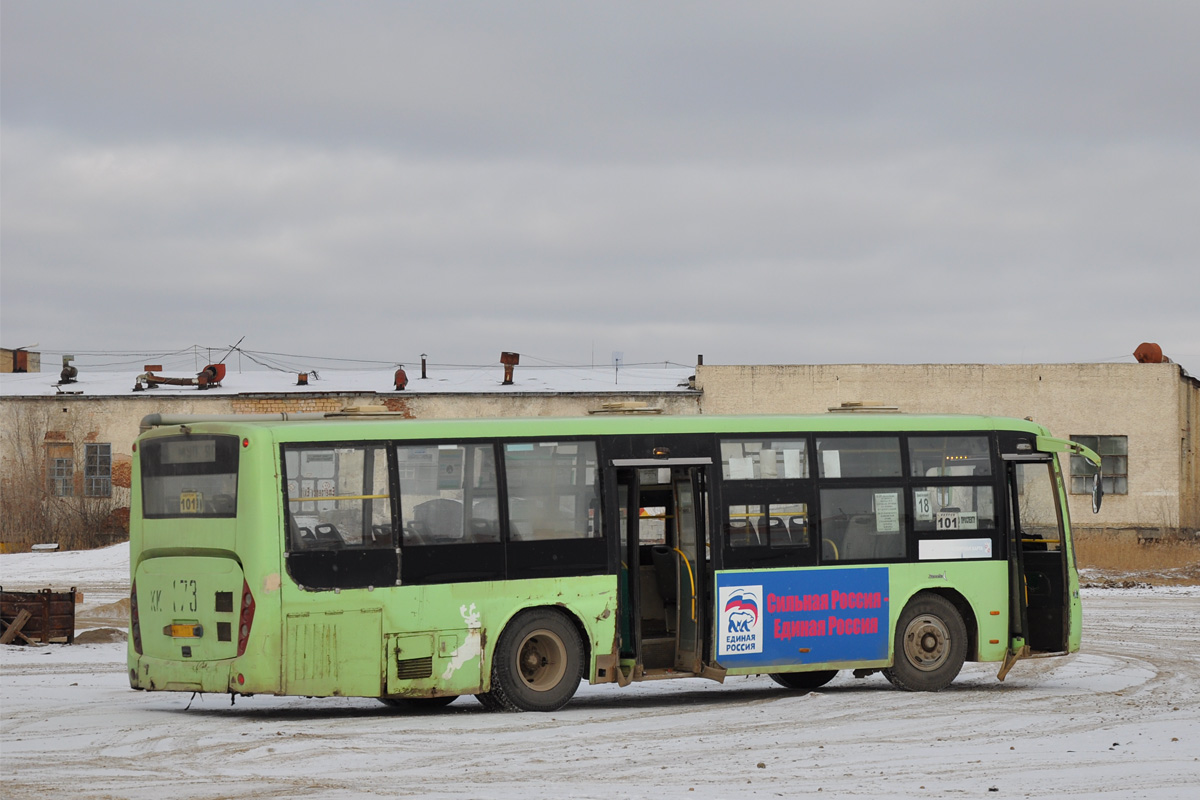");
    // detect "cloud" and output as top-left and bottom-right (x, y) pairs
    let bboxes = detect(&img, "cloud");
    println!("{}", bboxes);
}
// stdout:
(2, 2), (1198, 372)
